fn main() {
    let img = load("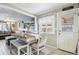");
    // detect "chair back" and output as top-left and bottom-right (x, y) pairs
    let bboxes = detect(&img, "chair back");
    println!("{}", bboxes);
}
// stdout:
(38, 33), (48, 45)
